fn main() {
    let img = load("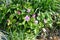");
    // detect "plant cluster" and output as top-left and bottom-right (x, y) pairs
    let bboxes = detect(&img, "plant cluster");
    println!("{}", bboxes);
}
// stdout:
(0, 0), (60, 40)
